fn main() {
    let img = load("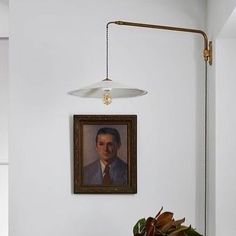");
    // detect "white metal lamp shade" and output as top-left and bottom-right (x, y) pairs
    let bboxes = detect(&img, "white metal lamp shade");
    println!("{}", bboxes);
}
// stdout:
(68, 22), (147, 105)
(68, 79), (147, 105)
